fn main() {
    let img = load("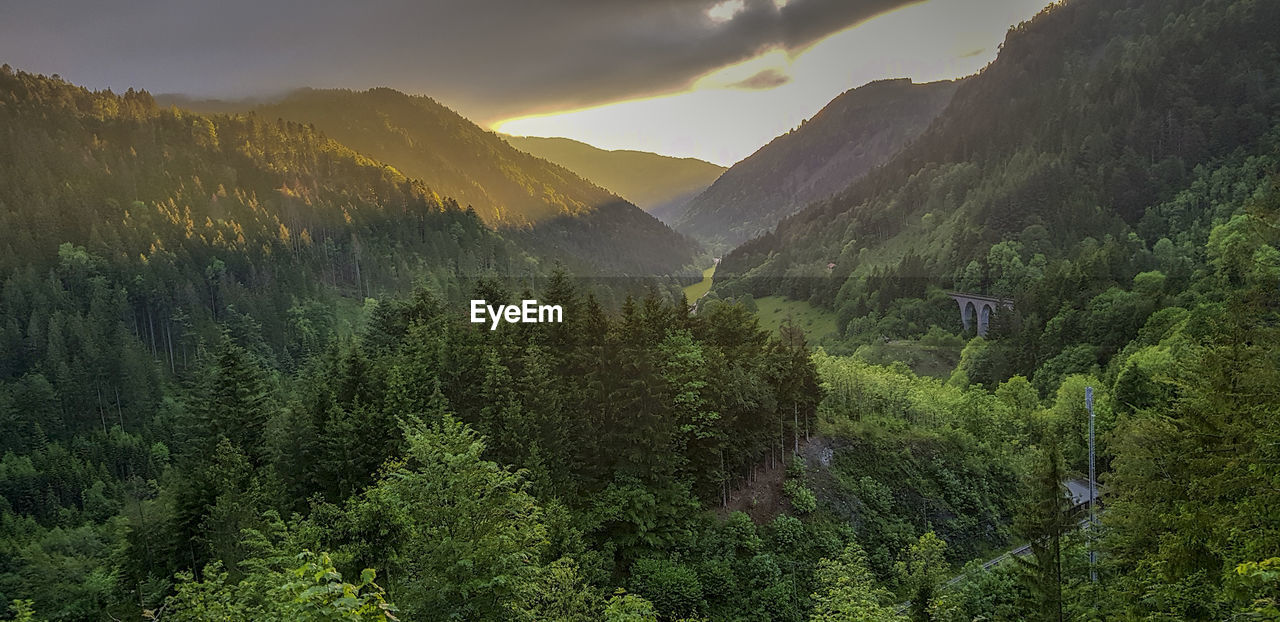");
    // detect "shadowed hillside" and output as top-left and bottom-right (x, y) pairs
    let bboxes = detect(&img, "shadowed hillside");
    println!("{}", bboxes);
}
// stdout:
(504, 135), (726, 224)
(675, 78), (960, 247)
(249, 88), (699, 274)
